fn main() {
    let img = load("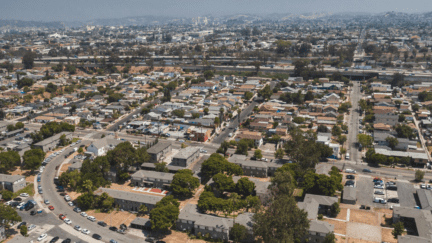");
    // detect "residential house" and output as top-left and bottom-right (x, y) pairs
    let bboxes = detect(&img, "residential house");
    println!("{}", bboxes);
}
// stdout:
(64, 116), (80, 125)
(234, 131), (263, 148)
(374, 109), (398, 126)
(342, 186), (357, 204)
(95, 188), (162, 212)
(86, 137), (122, 156)
(171, 147), (201, 167)
(33, 132), (73, 152)
(228, 155), (282, 178)
(189, 127), (212, 142)
(131, 170), (174, 189)
(298, 194), (339, 219)
(0, 174), (26, 192)
(147, 142), (172, 163)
